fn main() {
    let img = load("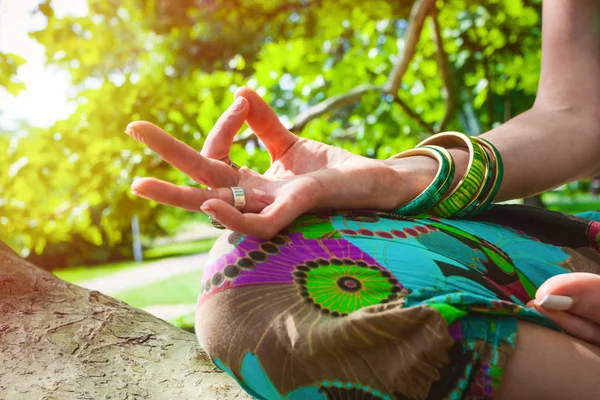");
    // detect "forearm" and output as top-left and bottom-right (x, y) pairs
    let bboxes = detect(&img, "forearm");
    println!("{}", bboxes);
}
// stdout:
(385, 105), (600, 208)
(384, 0), (600, 207)
(482, 106), (600, 200)
(485, 0), (600, 199)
